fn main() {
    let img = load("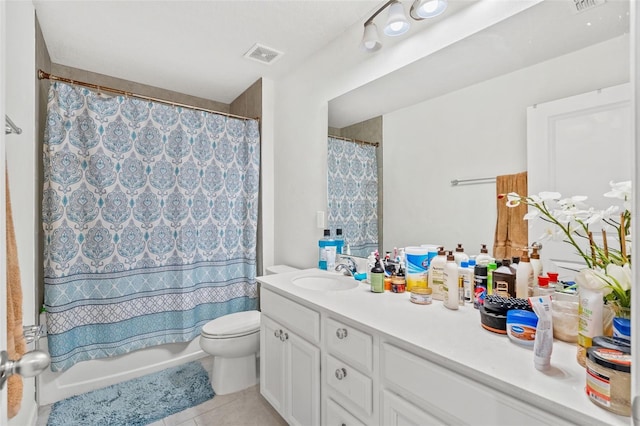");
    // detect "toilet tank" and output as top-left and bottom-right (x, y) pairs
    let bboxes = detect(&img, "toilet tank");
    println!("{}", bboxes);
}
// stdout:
(265, 265), (299, 275)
